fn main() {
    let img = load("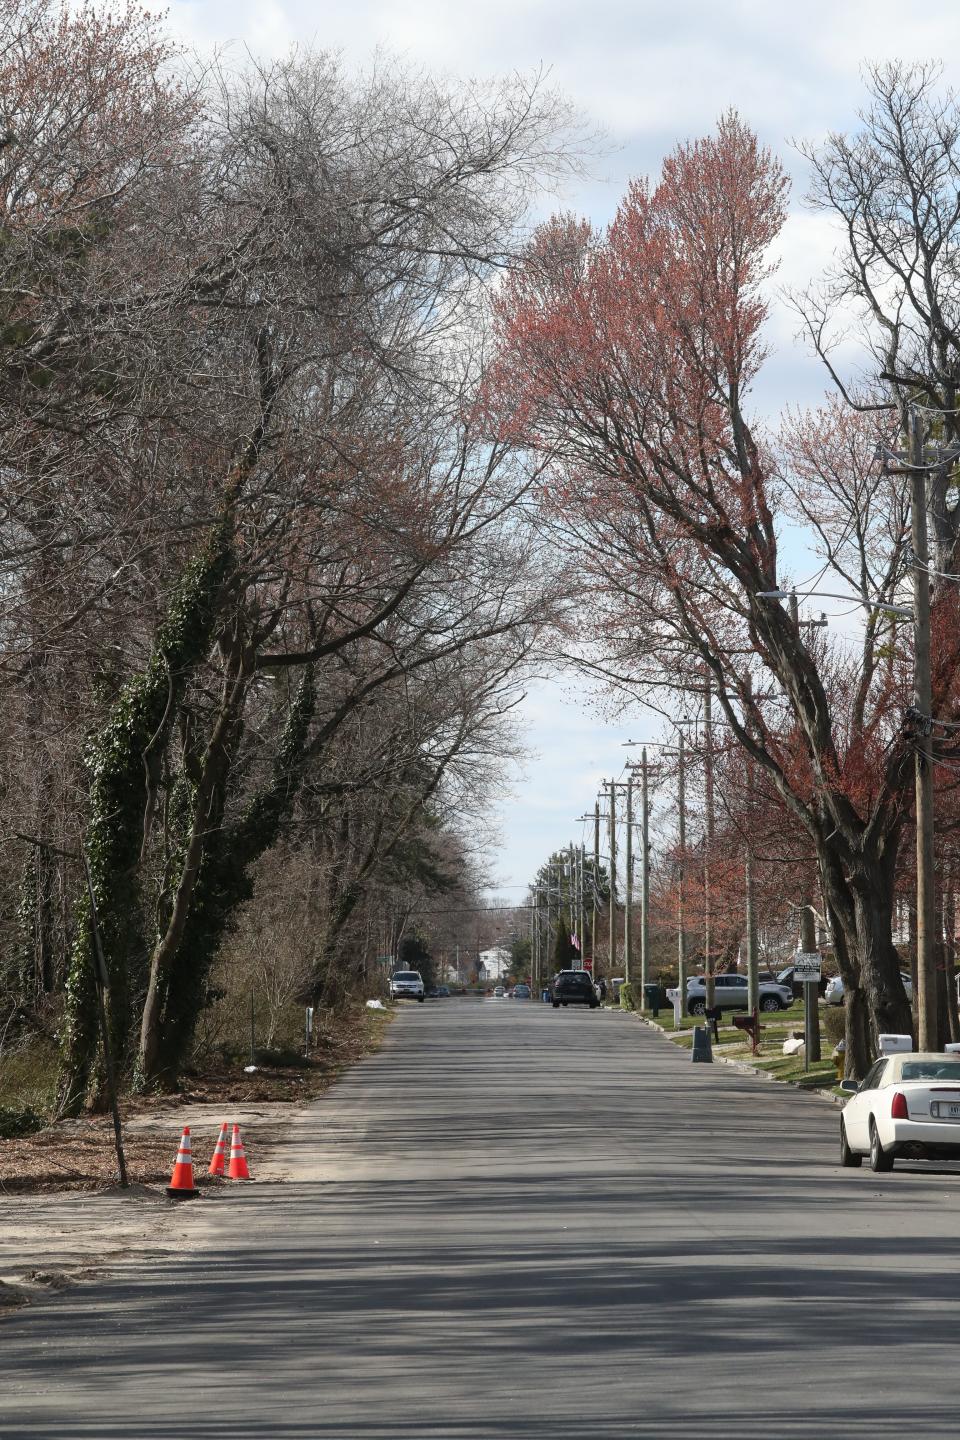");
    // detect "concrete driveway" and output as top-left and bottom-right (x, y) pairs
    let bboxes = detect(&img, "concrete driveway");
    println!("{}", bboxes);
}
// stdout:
(3, 998), (960, 1437)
